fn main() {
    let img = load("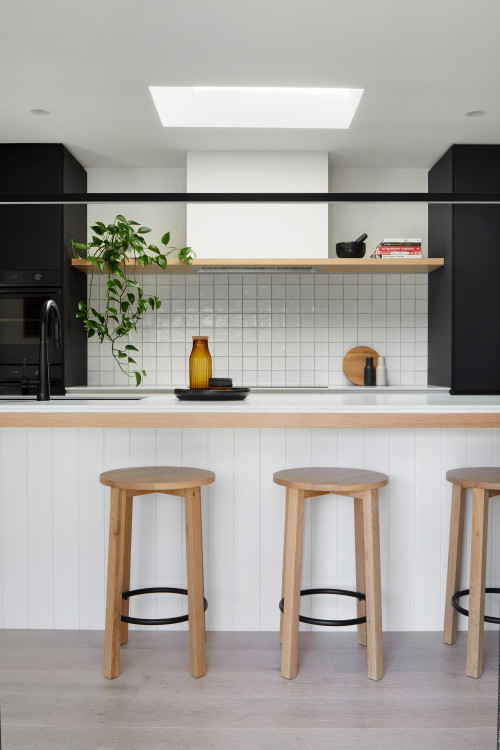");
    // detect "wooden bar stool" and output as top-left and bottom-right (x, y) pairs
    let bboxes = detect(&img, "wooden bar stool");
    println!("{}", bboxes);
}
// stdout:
(100, 466), (215, 680)
(444, 467), (500, 678)
(274, 467), (388, 681)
